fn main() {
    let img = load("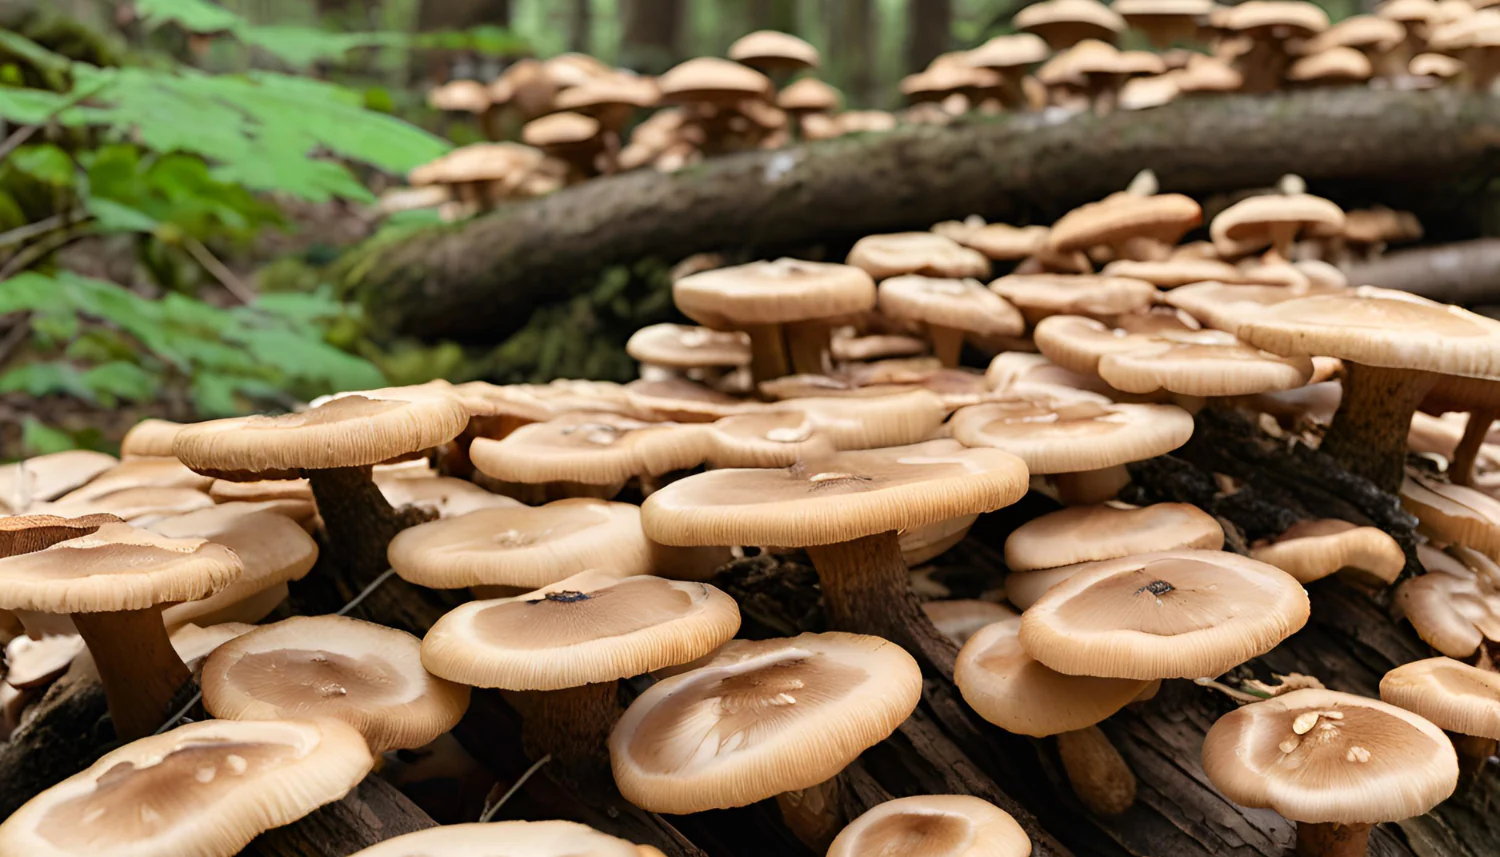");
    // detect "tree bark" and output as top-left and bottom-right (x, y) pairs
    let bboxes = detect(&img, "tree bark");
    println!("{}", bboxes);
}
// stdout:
(240, 775), (438, 856)
(346, 89), (1500, 342)
(621, 0), (683, 74)
(749, 0), (800, 33)
(569, 0), (592, 54)
(826, 0), (875, 107)
(907, 0), (952, 72)
(1340, 239), (1500, 307)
